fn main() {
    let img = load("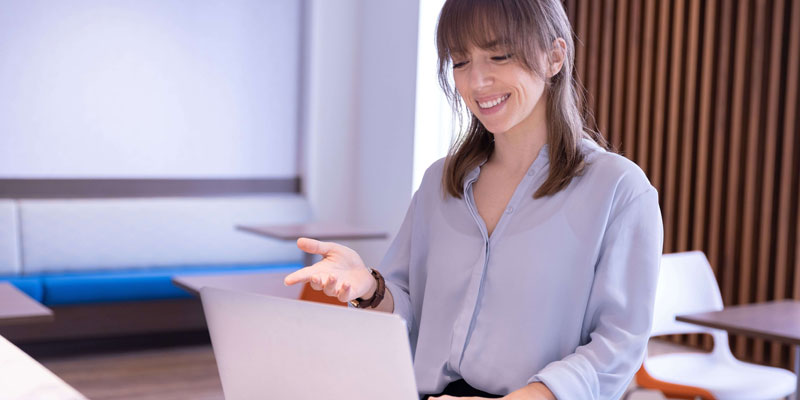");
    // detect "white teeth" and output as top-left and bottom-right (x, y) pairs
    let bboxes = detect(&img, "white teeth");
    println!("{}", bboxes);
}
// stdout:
(478, 94), (509, 109)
